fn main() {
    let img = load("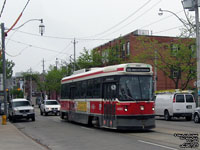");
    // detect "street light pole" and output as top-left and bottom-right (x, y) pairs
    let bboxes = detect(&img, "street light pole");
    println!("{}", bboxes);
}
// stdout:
(1, 23), (7, 117)
(161, 0), (200, 106)
(194, 0), (200, 107)
(0, 19), (45, 120)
